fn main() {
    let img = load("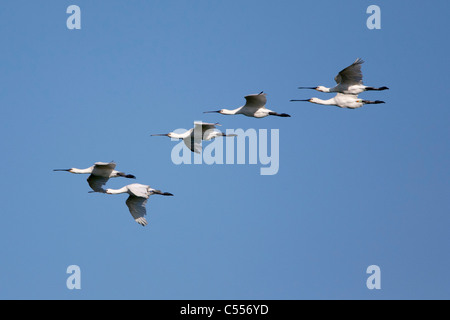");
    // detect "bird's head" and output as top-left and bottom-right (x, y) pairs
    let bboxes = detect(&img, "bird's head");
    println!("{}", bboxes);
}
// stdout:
(105, 189), (113, 194)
